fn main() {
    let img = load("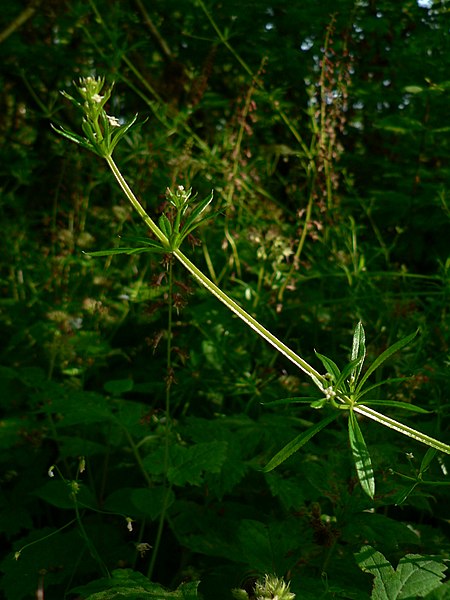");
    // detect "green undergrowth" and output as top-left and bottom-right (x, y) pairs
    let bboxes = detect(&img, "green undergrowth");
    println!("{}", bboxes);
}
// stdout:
(1, 1), (450, 599)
